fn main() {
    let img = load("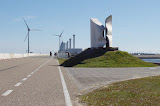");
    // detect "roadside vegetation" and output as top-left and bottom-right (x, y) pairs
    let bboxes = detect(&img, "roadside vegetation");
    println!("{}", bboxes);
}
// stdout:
(58, 58), (68, 65)
(80, 76), (160, 105)
(60, 48), (157, 67)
